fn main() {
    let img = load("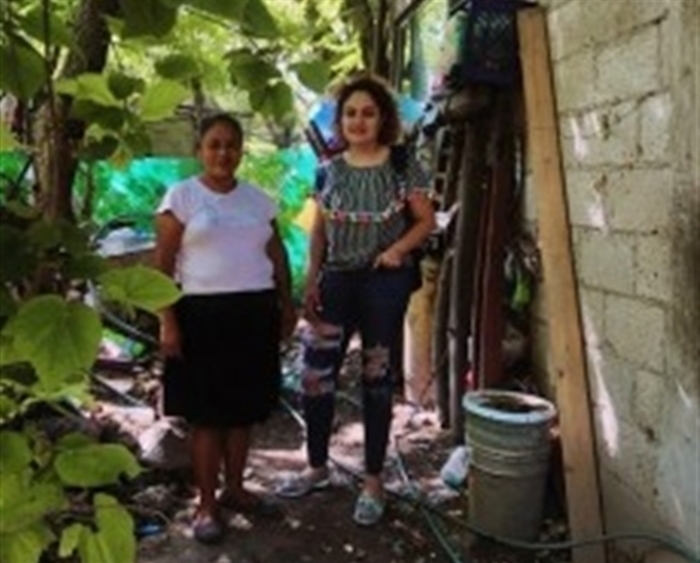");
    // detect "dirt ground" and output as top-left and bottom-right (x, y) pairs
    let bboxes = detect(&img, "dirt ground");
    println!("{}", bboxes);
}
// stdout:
(87, 340), (570, 563)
